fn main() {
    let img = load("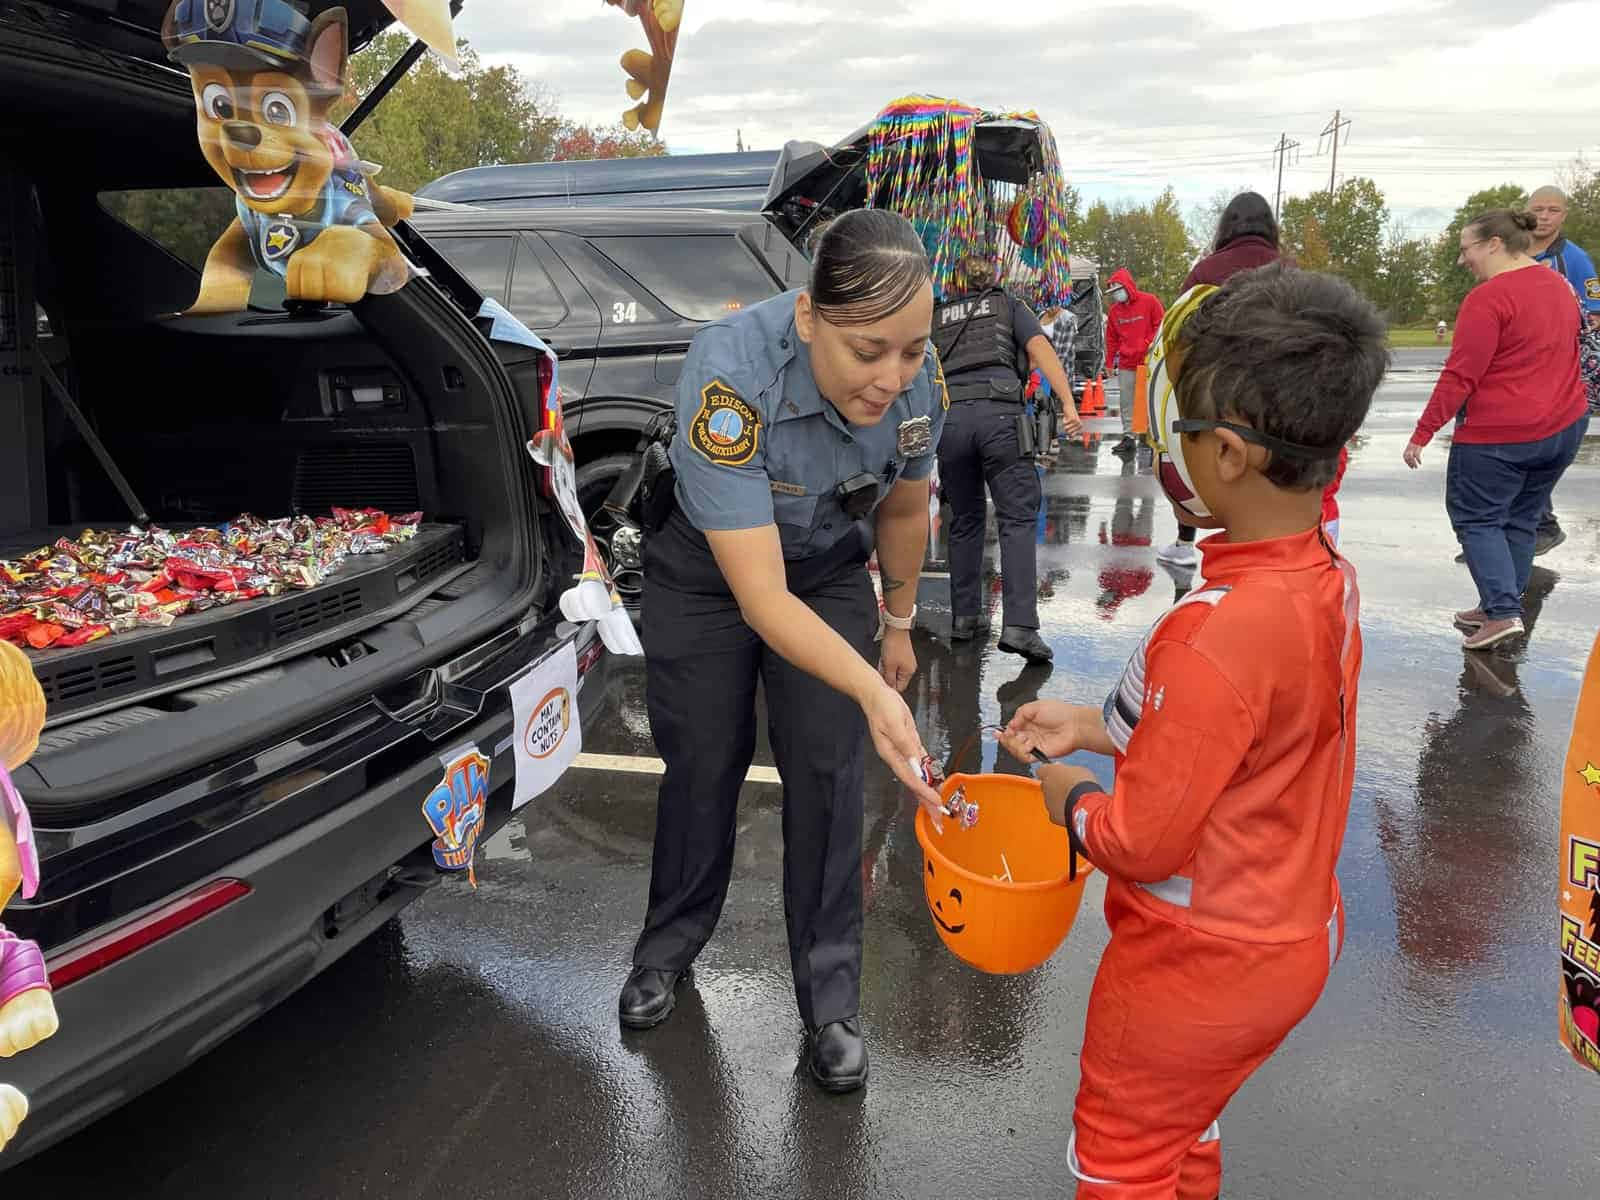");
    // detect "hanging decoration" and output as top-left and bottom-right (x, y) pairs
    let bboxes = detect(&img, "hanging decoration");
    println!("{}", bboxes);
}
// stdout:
(858, 95), (1073, 310)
